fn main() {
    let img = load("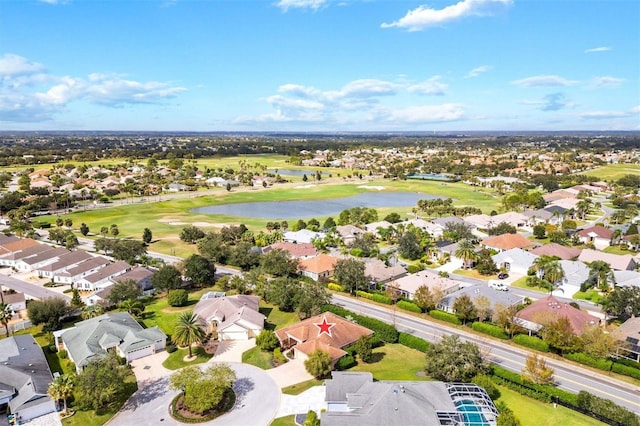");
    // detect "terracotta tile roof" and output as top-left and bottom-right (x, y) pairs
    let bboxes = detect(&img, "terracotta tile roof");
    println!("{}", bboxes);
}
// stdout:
(266, 242), (318, 258)
(515, 295), (600, 335)
(298, 254), (339, 274)
(530, 243), (582, 260)
(275, 312), (373, 361)
(576, 226), (613, 240)
(482, 233), (536, 251)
